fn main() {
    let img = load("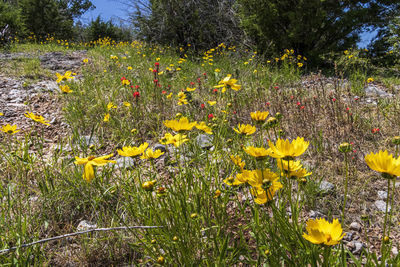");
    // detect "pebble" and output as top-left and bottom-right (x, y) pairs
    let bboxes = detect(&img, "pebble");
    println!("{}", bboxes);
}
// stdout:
(318, 181), (335, 195)
(353, 242), (364, 255)
(77, 220), (97, 231)
(116, 157), (136, 169)
(196, 134), (213, 149)
(349, 222), (361, 232)
(392, 246), (398, 257)
(343, 232), (353, 242)
(377, 190), (388, 200)
(309, 210), (325, 219)
(374, 200), (391, 212)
